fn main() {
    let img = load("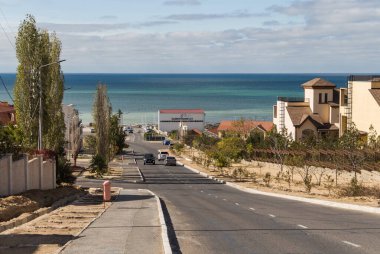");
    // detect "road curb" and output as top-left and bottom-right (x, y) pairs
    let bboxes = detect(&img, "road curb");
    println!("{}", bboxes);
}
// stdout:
(179, 161), (380, 214)
(0, 192), (85, 234)
(146, 189), (172, 254)
(225, 182), (380, 214)
(177, 162), (225, 184)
